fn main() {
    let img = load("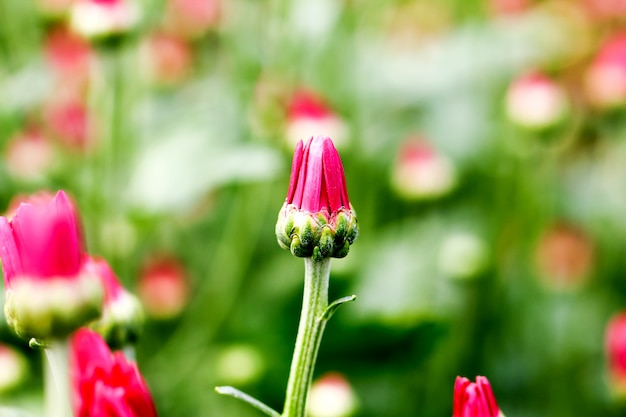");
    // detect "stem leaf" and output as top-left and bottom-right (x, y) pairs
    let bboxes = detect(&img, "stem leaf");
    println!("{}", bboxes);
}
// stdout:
(215, 386), (281, 417)
(321, 295), (357, 321)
